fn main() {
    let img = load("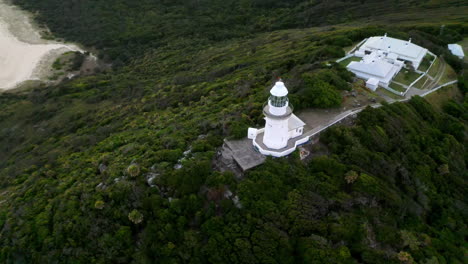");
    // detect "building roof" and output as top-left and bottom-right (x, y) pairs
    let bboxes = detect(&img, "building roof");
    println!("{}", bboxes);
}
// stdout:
(362, 36), (427, 60)
(387, 53), (398, 60)
(448, 44), (465, 57)
(366, 78), (379, 85)
(270, 81), (288, 97)
(288, 114), (305, 130)
(347, 58), (394, 78)
(347, 52), (402, 85)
